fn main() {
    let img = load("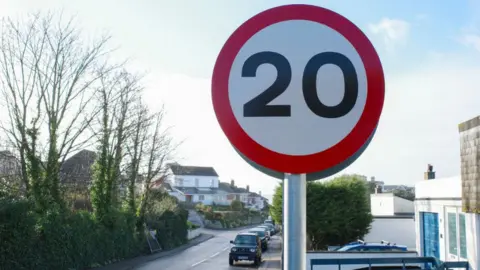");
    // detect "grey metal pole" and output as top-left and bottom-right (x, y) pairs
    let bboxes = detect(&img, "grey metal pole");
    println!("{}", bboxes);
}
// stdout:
(283, 173), (307, 270)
